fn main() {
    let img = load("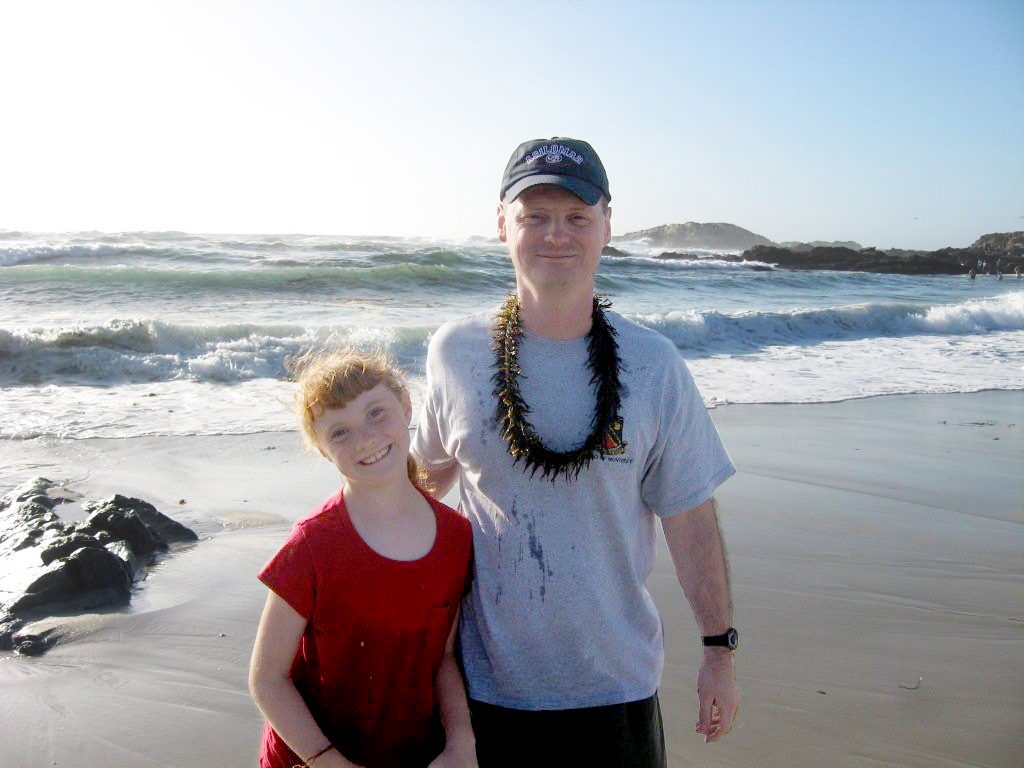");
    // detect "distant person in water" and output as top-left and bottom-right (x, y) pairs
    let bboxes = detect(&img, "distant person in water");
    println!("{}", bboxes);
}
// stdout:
(969, 268), (976, 279)
(413, 137), (739, 767)
(249, 348), (476, 768)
